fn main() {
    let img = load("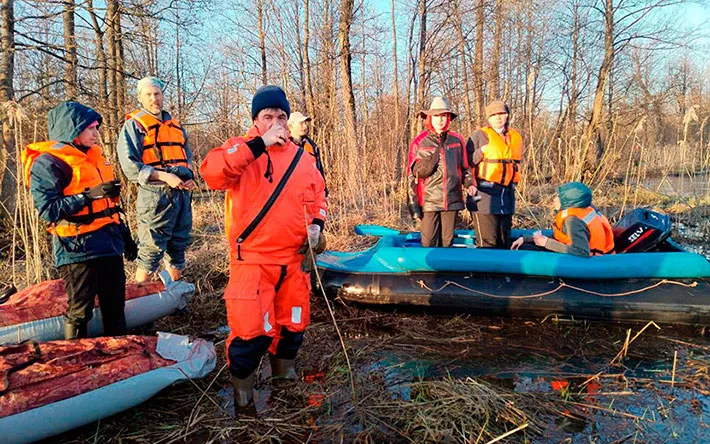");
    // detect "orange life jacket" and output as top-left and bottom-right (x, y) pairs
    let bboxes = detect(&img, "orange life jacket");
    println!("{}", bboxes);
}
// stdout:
(553, 207), (615, 256)
(21, 141), (120, 237)
(126, 109), (189, 169)
(302, 138), (317, 157)
(477, 126), (523, 186)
